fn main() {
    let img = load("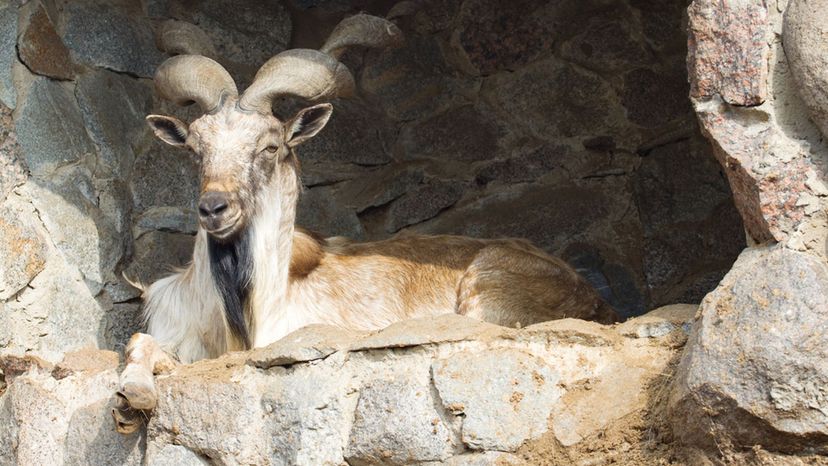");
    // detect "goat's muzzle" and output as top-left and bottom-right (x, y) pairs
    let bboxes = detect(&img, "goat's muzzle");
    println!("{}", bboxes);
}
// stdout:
(198, 191), (241, 240)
